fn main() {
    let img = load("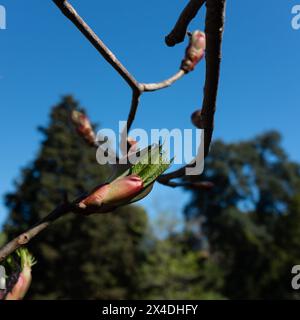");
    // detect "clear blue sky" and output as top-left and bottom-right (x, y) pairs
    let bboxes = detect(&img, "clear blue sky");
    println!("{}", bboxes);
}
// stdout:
(0, 0), (300, 227)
